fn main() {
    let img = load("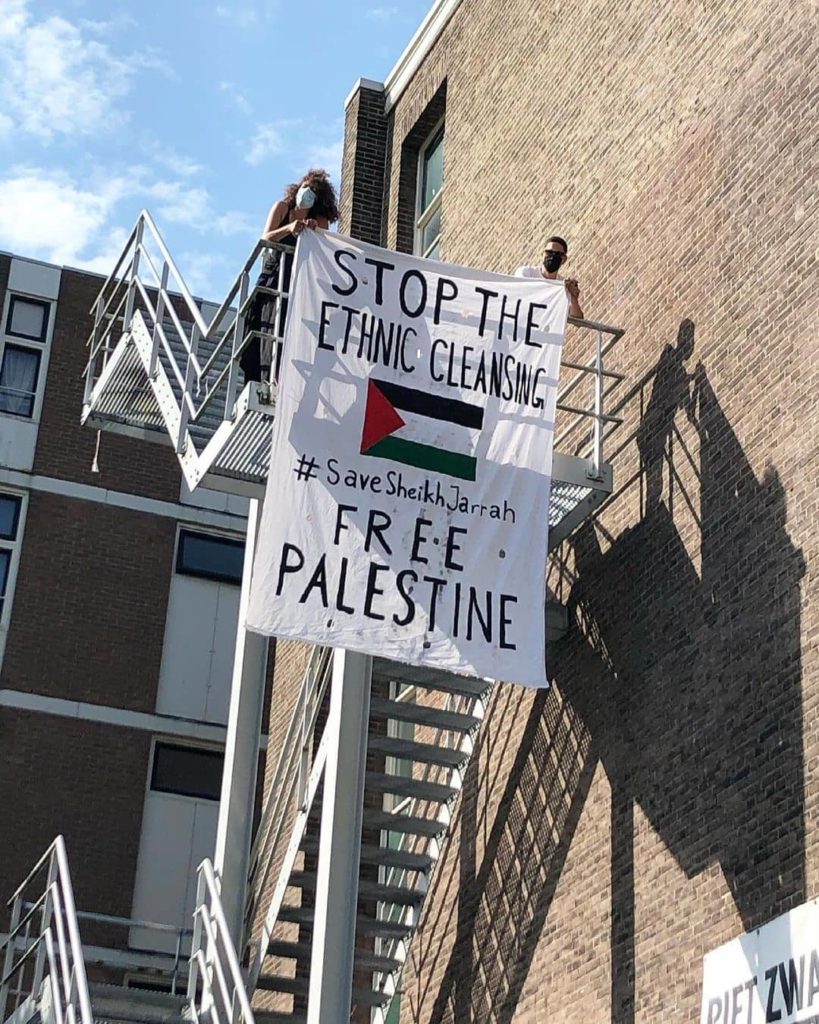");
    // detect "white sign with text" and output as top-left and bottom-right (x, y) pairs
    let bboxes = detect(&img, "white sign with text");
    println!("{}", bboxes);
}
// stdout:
(701, 899), (819, 1024)
(246, 230), (567, 687)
